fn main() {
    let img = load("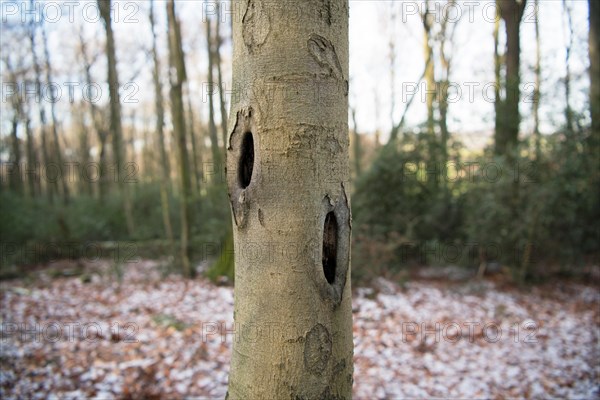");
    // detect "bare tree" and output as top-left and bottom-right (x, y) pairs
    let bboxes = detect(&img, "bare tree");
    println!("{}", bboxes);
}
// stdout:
(166, 0), (194, 277)
(41, 18), (69, 203)
(495, 0), (527, 158)
(205, 16), (222, 169)
(533, 0), (542, 159)
(149, 0), (175, 252)
(215, 2), (229, 148)
(29, 12), (54, 202)
(562, 0), (575, 132)
(78, 27), (109, 199)
(98, 0), (135, 235)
